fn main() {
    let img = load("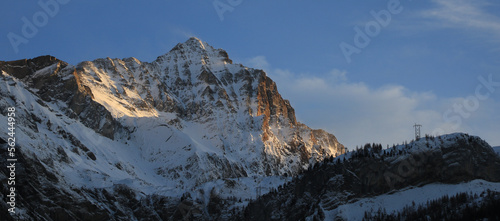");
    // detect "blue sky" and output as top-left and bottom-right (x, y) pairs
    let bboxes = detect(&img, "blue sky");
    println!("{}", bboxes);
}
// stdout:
(2, 0), (500, 148)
